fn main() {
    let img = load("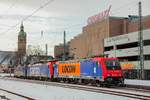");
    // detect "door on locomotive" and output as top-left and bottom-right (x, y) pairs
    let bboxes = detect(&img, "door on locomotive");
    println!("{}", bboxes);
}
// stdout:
(47, 61), (56, 79)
